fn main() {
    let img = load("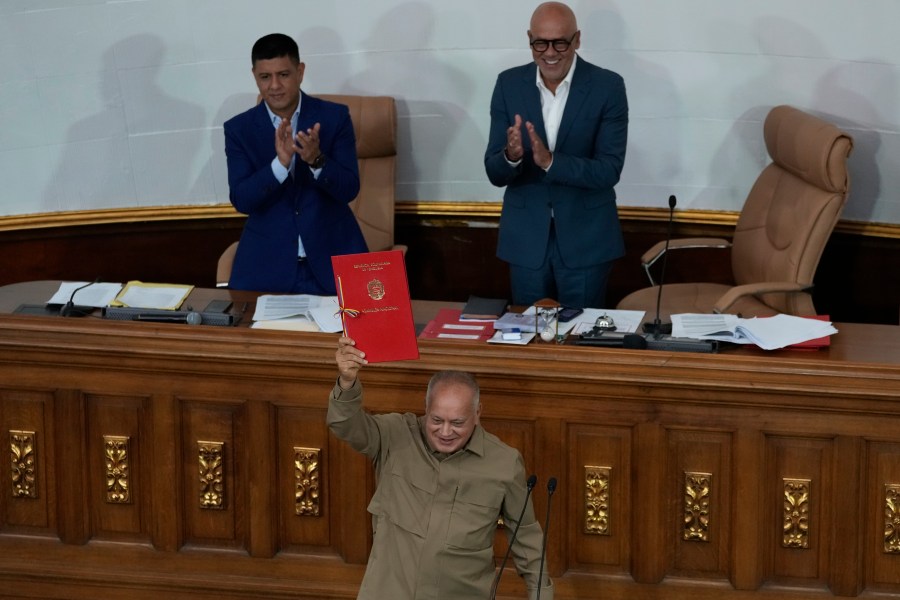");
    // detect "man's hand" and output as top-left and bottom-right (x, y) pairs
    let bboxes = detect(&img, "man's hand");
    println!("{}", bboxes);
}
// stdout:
(336, 336), (366, 390)
(525, 121), (552, 169)
(505, 114), (524, 162)
(275, 118), (295, 169)
(294, 123), (322, 166)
